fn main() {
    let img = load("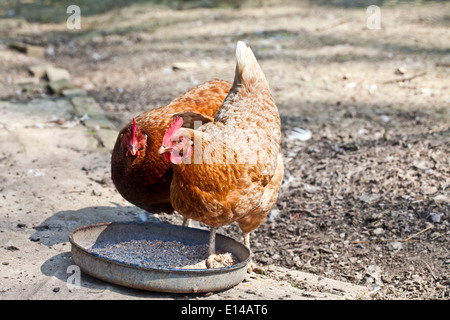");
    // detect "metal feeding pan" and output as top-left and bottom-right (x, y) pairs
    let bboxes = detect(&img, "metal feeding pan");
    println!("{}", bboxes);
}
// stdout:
(69, 221), (251, 293)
